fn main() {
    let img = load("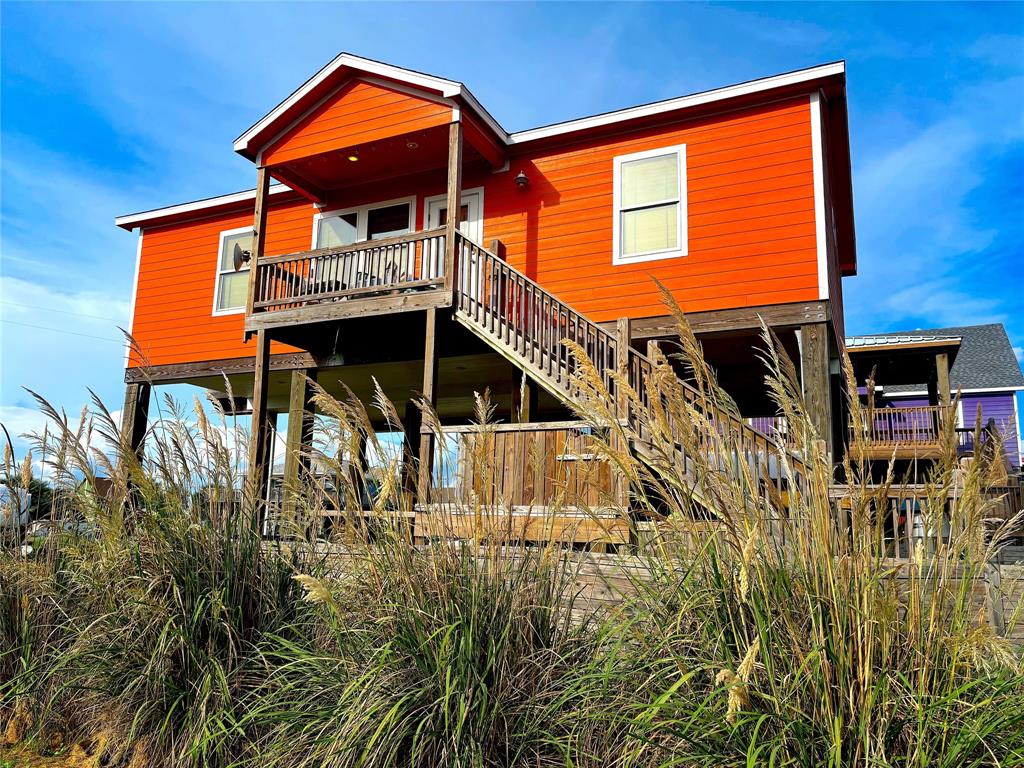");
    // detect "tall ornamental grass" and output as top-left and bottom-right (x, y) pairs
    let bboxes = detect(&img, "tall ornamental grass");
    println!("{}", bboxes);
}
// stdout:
(0, 301), (1022, 767)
